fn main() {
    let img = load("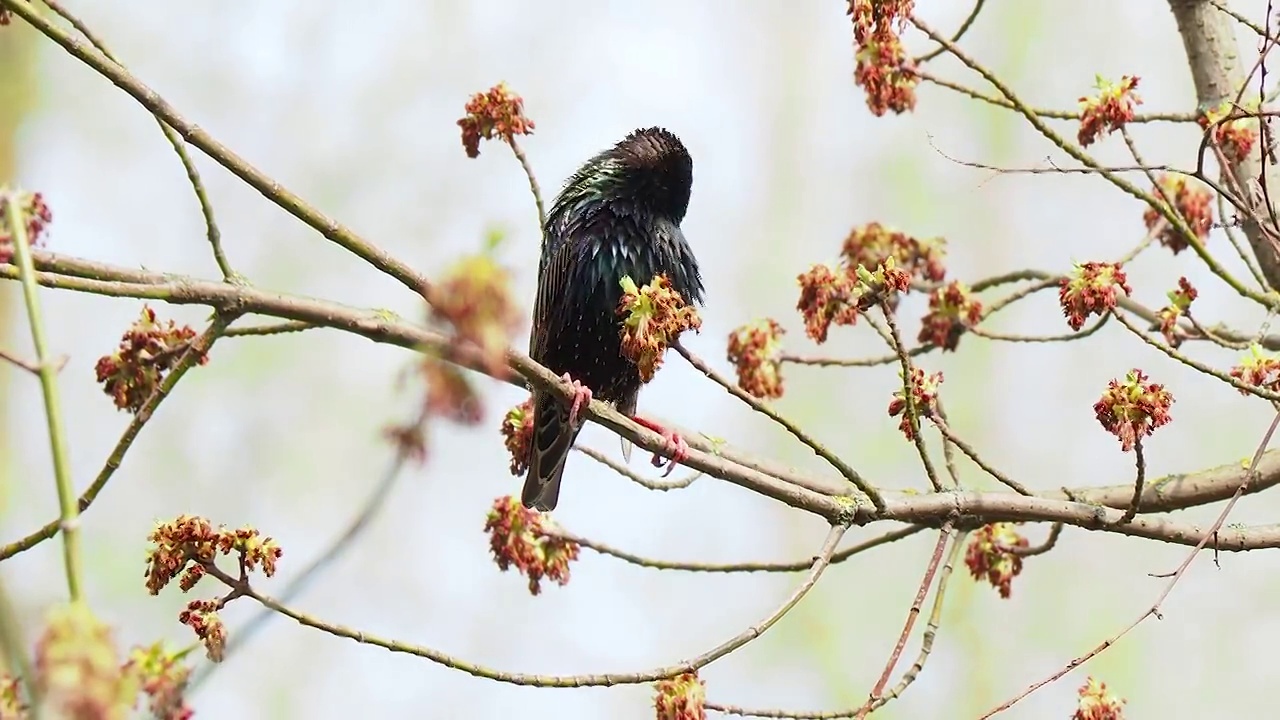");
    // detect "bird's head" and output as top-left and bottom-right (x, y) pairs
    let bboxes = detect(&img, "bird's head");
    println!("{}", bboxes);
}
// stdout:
(570, 127), (693, 223)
